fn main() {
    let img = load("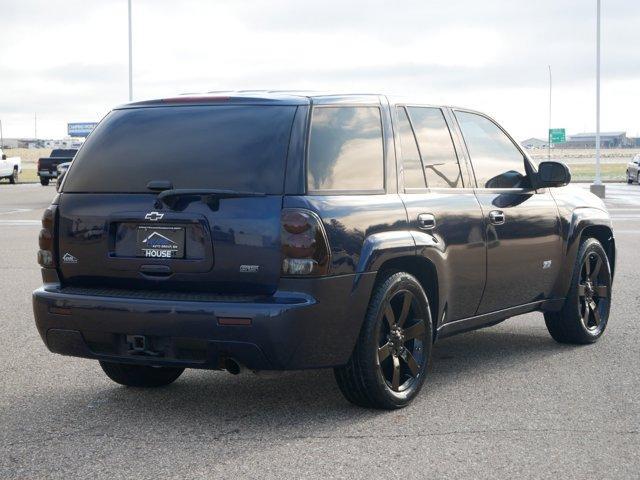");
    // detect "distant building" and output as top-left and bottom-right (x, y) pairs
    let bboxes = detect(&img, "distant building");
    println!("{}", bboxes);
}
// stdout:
(521, 138), (549, 149)
(0, 138), (20, 149)
(557, 131), (631, 149)
(43, 138), (84, 149)
(1, 137), (83, 149)
(10, 138), (42, 149)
